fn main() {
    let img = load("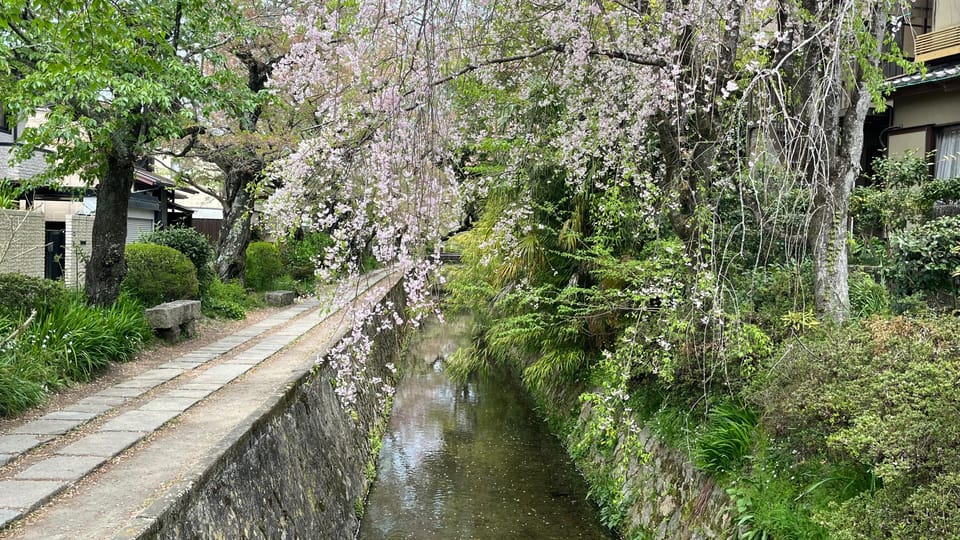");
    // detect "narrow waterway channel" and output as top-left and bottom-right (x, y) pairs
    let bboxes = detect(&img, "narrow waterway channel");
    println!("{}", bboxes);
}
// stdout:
(358, 314), (613, 539)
